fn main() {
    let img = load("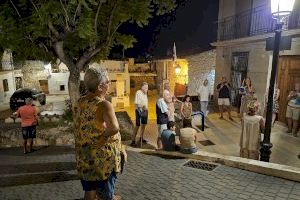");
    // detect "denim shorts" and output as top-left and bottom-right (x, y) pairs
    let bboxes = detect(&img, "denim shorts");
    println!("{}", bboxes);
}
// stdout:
(135, 109), (148, 126)
(81, 171), (117, 200)
(22, 126), (36, 140)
